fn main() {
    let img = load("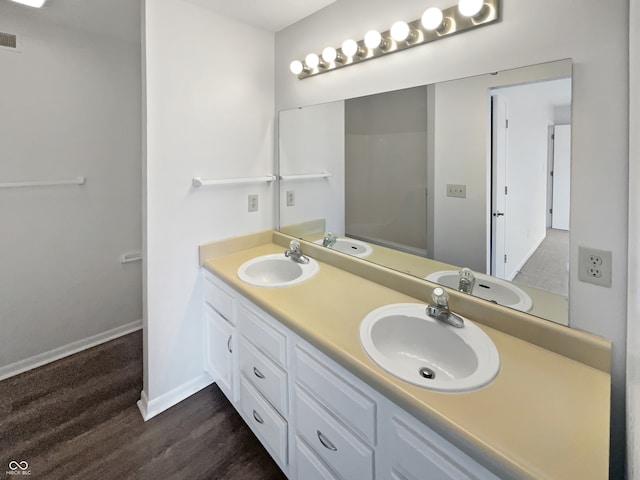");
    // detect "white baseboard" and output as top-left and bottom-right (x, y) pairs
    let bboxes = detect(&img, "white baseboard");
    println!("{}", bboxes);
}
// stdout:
(0, 319), (143, 381)
(137, 372), (214, 421)
(507, 234), (546, 281)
